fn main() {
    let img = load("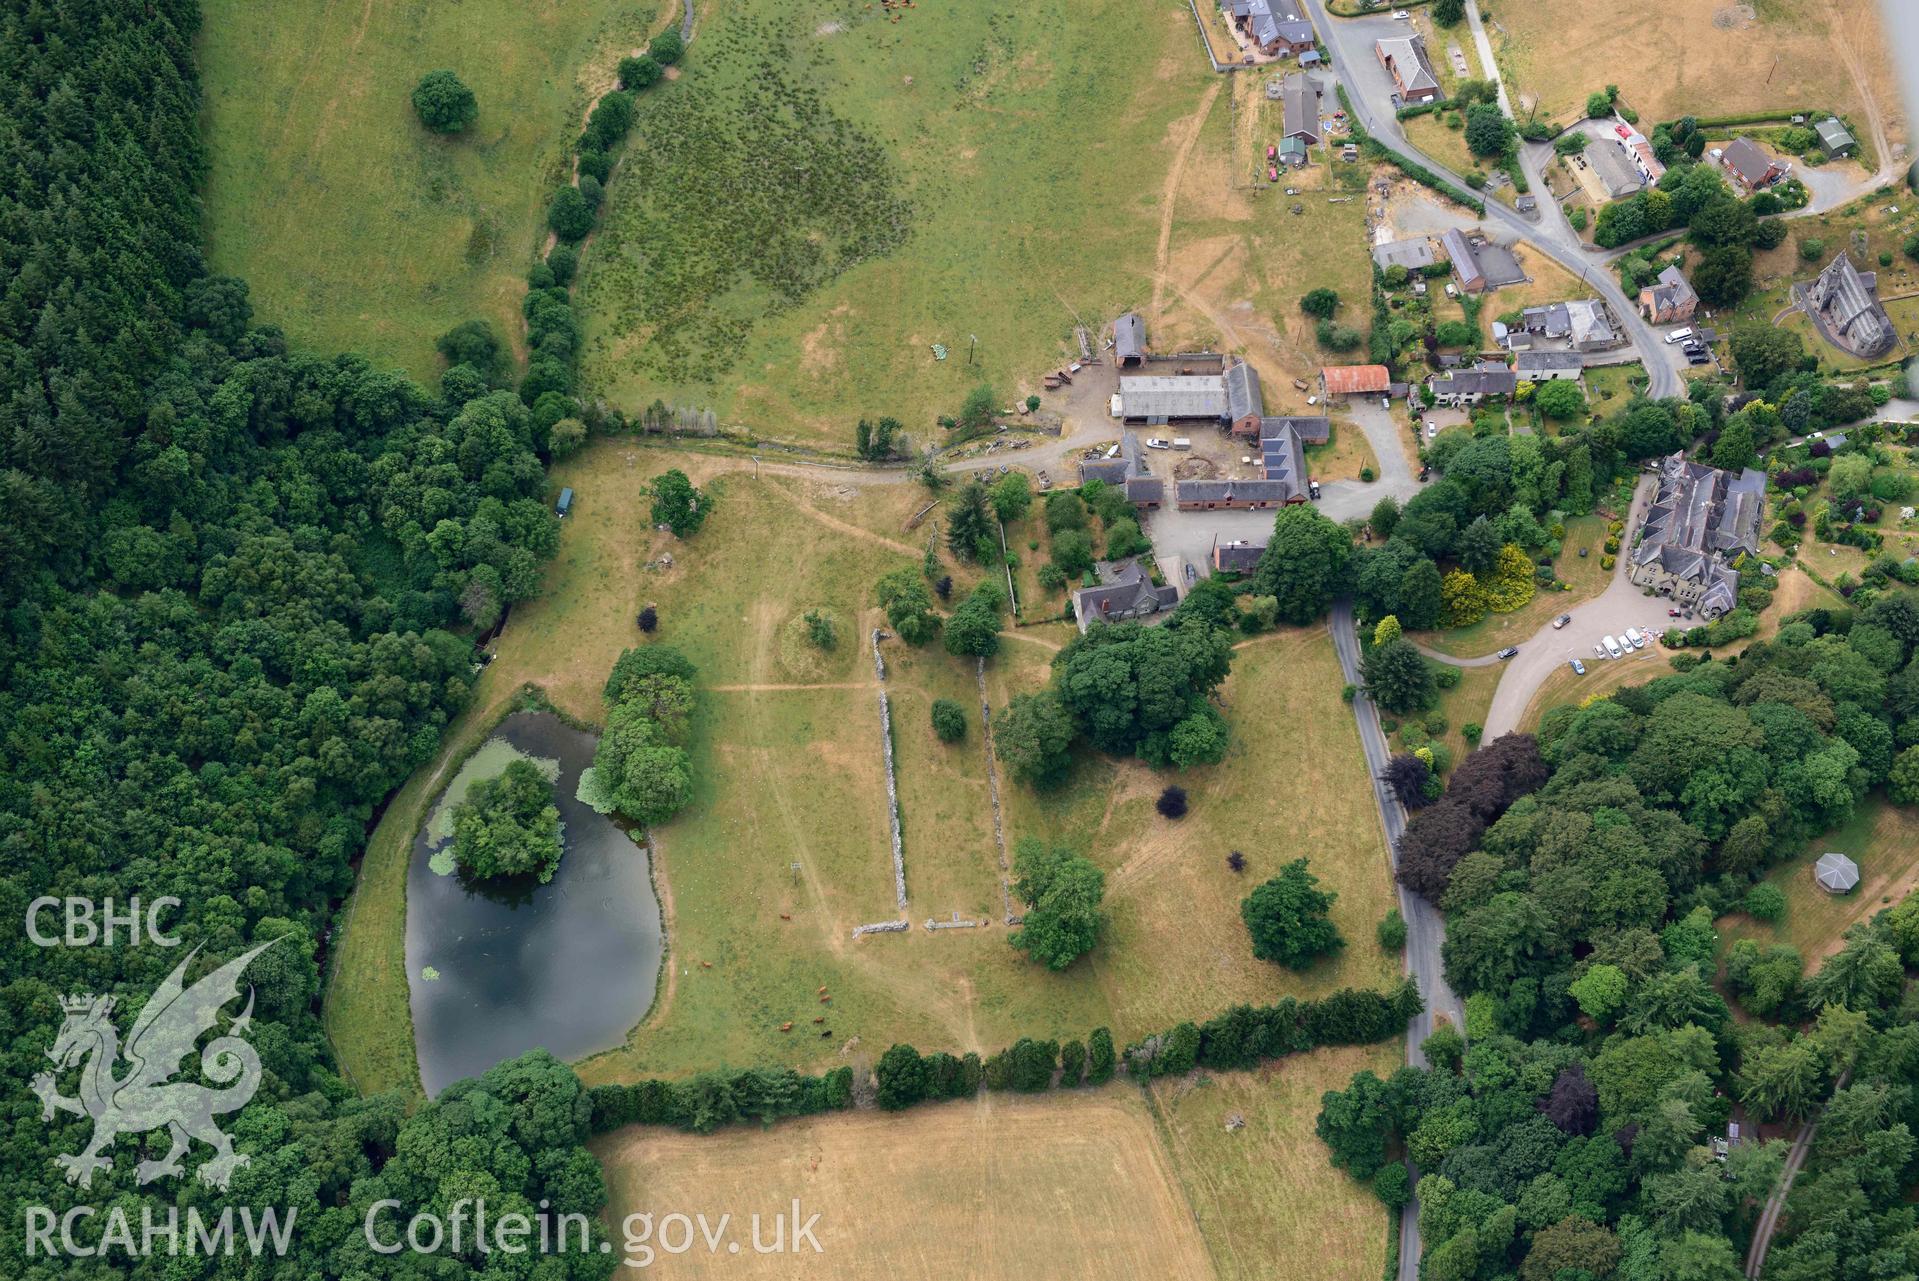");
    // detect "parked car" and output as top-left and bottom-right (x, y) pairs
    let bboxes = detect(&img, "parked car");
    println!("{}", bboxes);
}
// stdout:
(1594, 643), (1608, 659)
(1668, 607), (1683, 617)
(1570, 658), (1587, 675)
(1425, 423), (1438, 438)
(1686, 353), (1710, 365)
(1497, 646), (1520, 660)
(1145, 437), (1172, 450)
(1392, 9), (1411, 18)
(1602, 635), (1623, 659)
(1552, 613), (1572, 629)
(1624, 627), (1645, 649)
